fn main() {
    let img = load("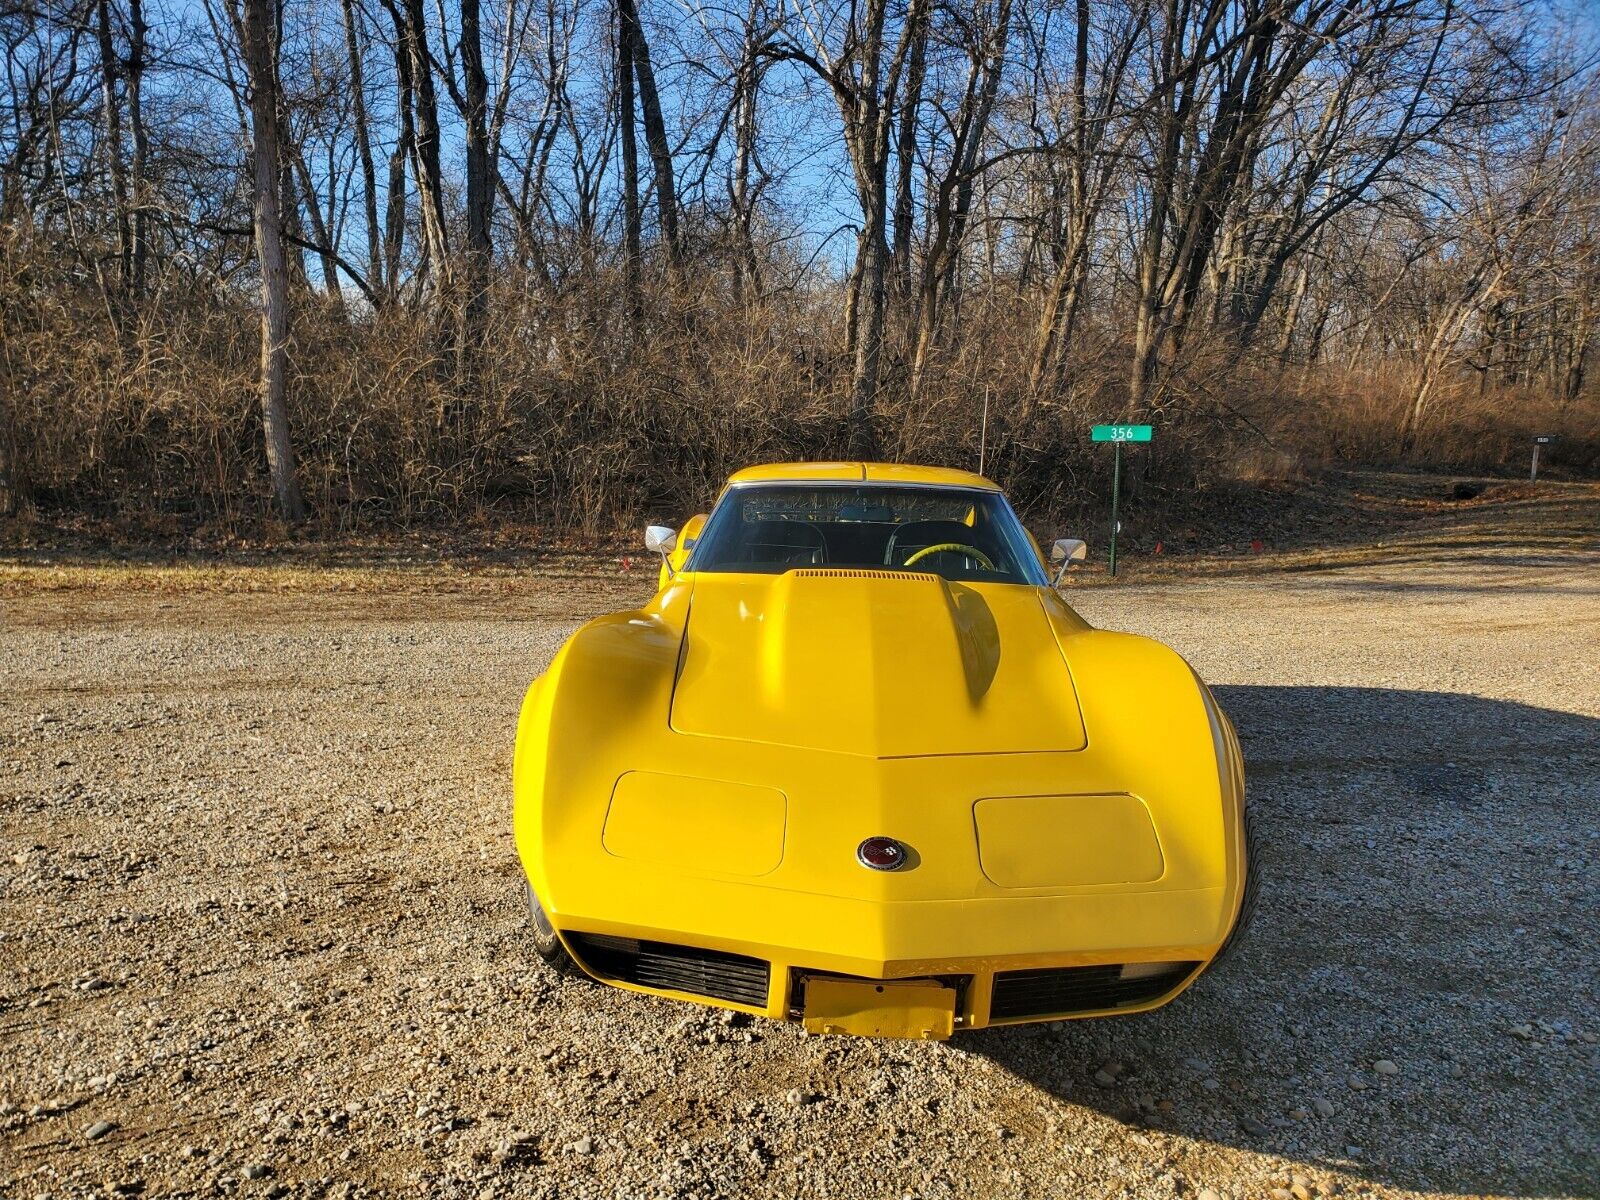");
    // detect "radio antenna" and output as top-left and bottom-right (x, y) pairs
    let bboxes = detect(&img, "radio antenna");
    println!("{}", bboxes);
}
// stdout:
(979, 386), (991, 476)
